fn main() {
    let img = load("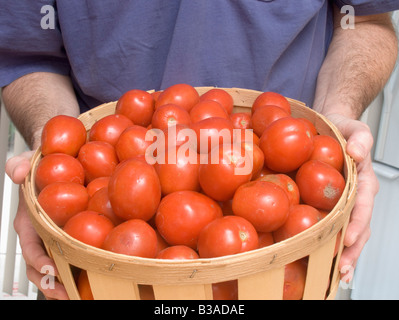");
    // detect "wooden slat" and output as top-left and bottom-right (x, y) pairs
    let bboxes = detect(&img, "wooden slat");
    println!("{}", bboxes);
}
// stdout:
(87, 271), (140, 300)
(238, 267), (285, 300)
(302, 234), (337, 300)
(49, 247), (80, 300)
(153, 283), (213, 300)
